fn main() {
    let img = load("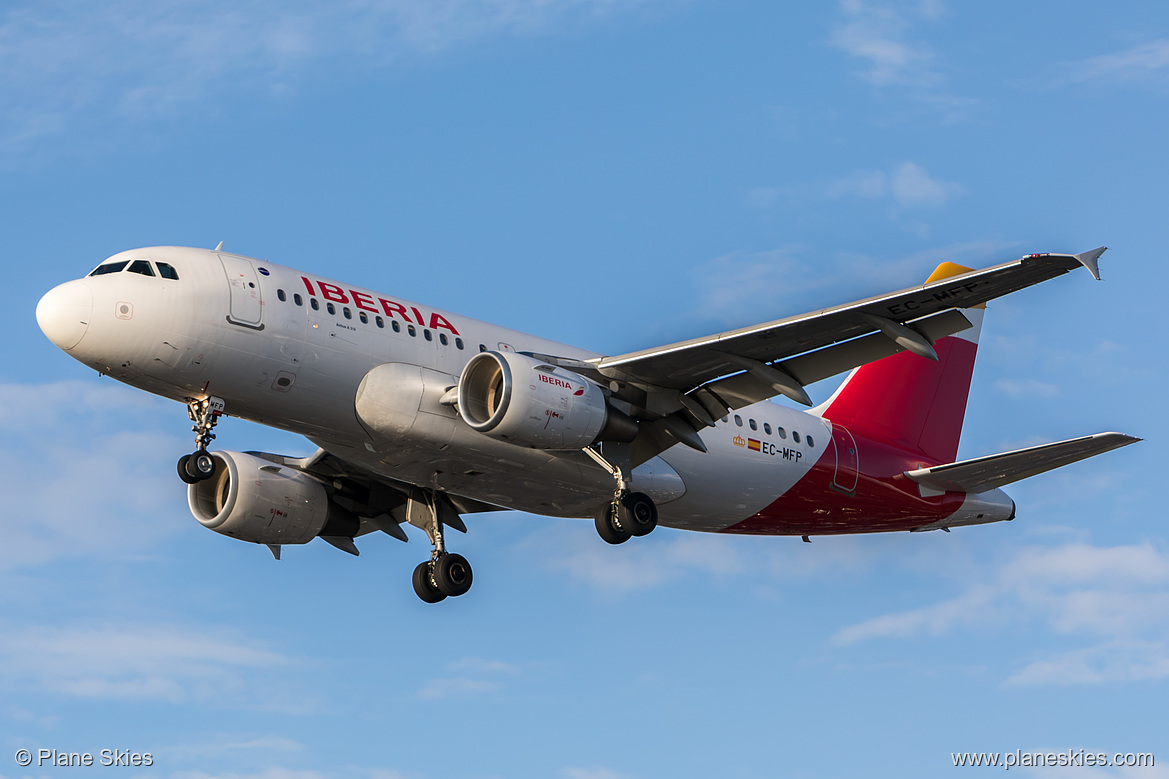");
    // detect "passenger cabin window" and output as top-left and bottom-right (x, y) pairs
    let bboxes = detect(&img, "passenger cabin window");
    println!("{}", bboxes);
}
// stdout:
(326, 303), (336, 315)
(376, 316), (385, 328)
(455, 338), (464, 350)
(764, 423), (772, 435)
(156, 262), (180, 280)
(126, 260), (154, 276)
(343, 307), (352, 320)
(734, 415), (743, 427)
(277, 289), (287, 302)
(407, 325), (416, 337)
(793, 431), (801, 443)
(310, 298), (320, 311)
(294, 293), (303, 306)
(440, 333), (449, 346)
(424, 329), (432, 341)
(391, 320), (401, 333)
(777, 427), (786, 439)
(807, 435), (815, 447)
(93, 261), (129, 276)
(359, 311), (368, 324)
(749, 419), (757, 431)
